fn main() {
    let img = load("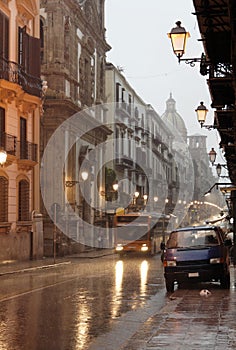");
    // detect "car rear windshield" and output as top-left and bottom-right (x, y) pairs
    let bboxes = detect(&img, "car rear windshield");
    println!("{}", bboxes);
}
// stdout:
(166, 229), (220, 249)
